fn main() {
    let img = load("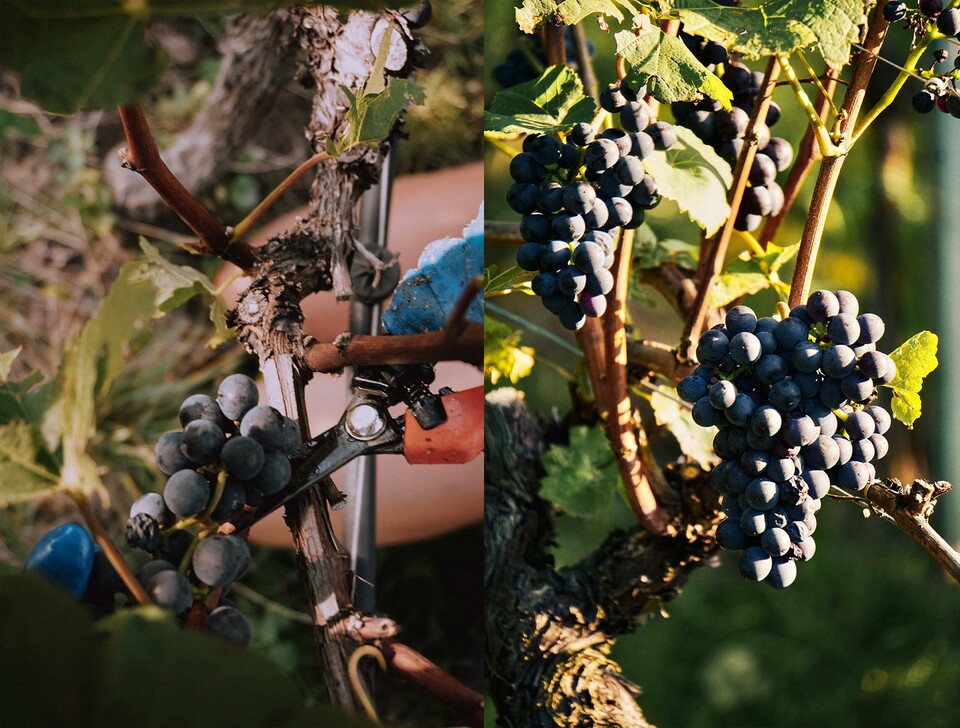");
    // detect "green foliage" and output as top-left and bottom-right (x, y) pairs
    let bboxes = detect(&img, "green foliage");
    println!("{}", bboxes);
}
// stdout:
(484, 65), (596, 137)
(709, 243), (798, 307)
(516, 0), (641, 33)
(540, 425), (618, 517)
(0, 1), (166, 114)
(329, 26), (426, 156)
(886, 331), (939, 428)
(662, 0), (865, 69)
(484, 264), (533, 297)
(632, 226), (698, 271)
(0, 574), (366, 727)
(616, 27), (733, 107)
(485, 318), (535, 386)
(650, 384), (717, 469)
(0, 0), (391, 114)
(641, 126), (733, 236)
